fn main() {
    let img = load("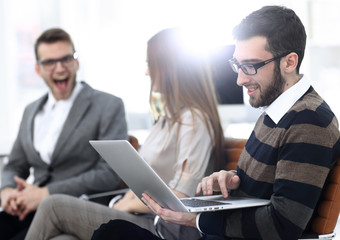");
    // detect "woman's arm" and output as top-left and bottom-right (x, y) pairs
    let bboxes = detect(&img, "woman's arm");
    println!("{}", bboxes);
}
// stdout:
(113, 190), (150, 213)
(113, 189), (189, 213)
